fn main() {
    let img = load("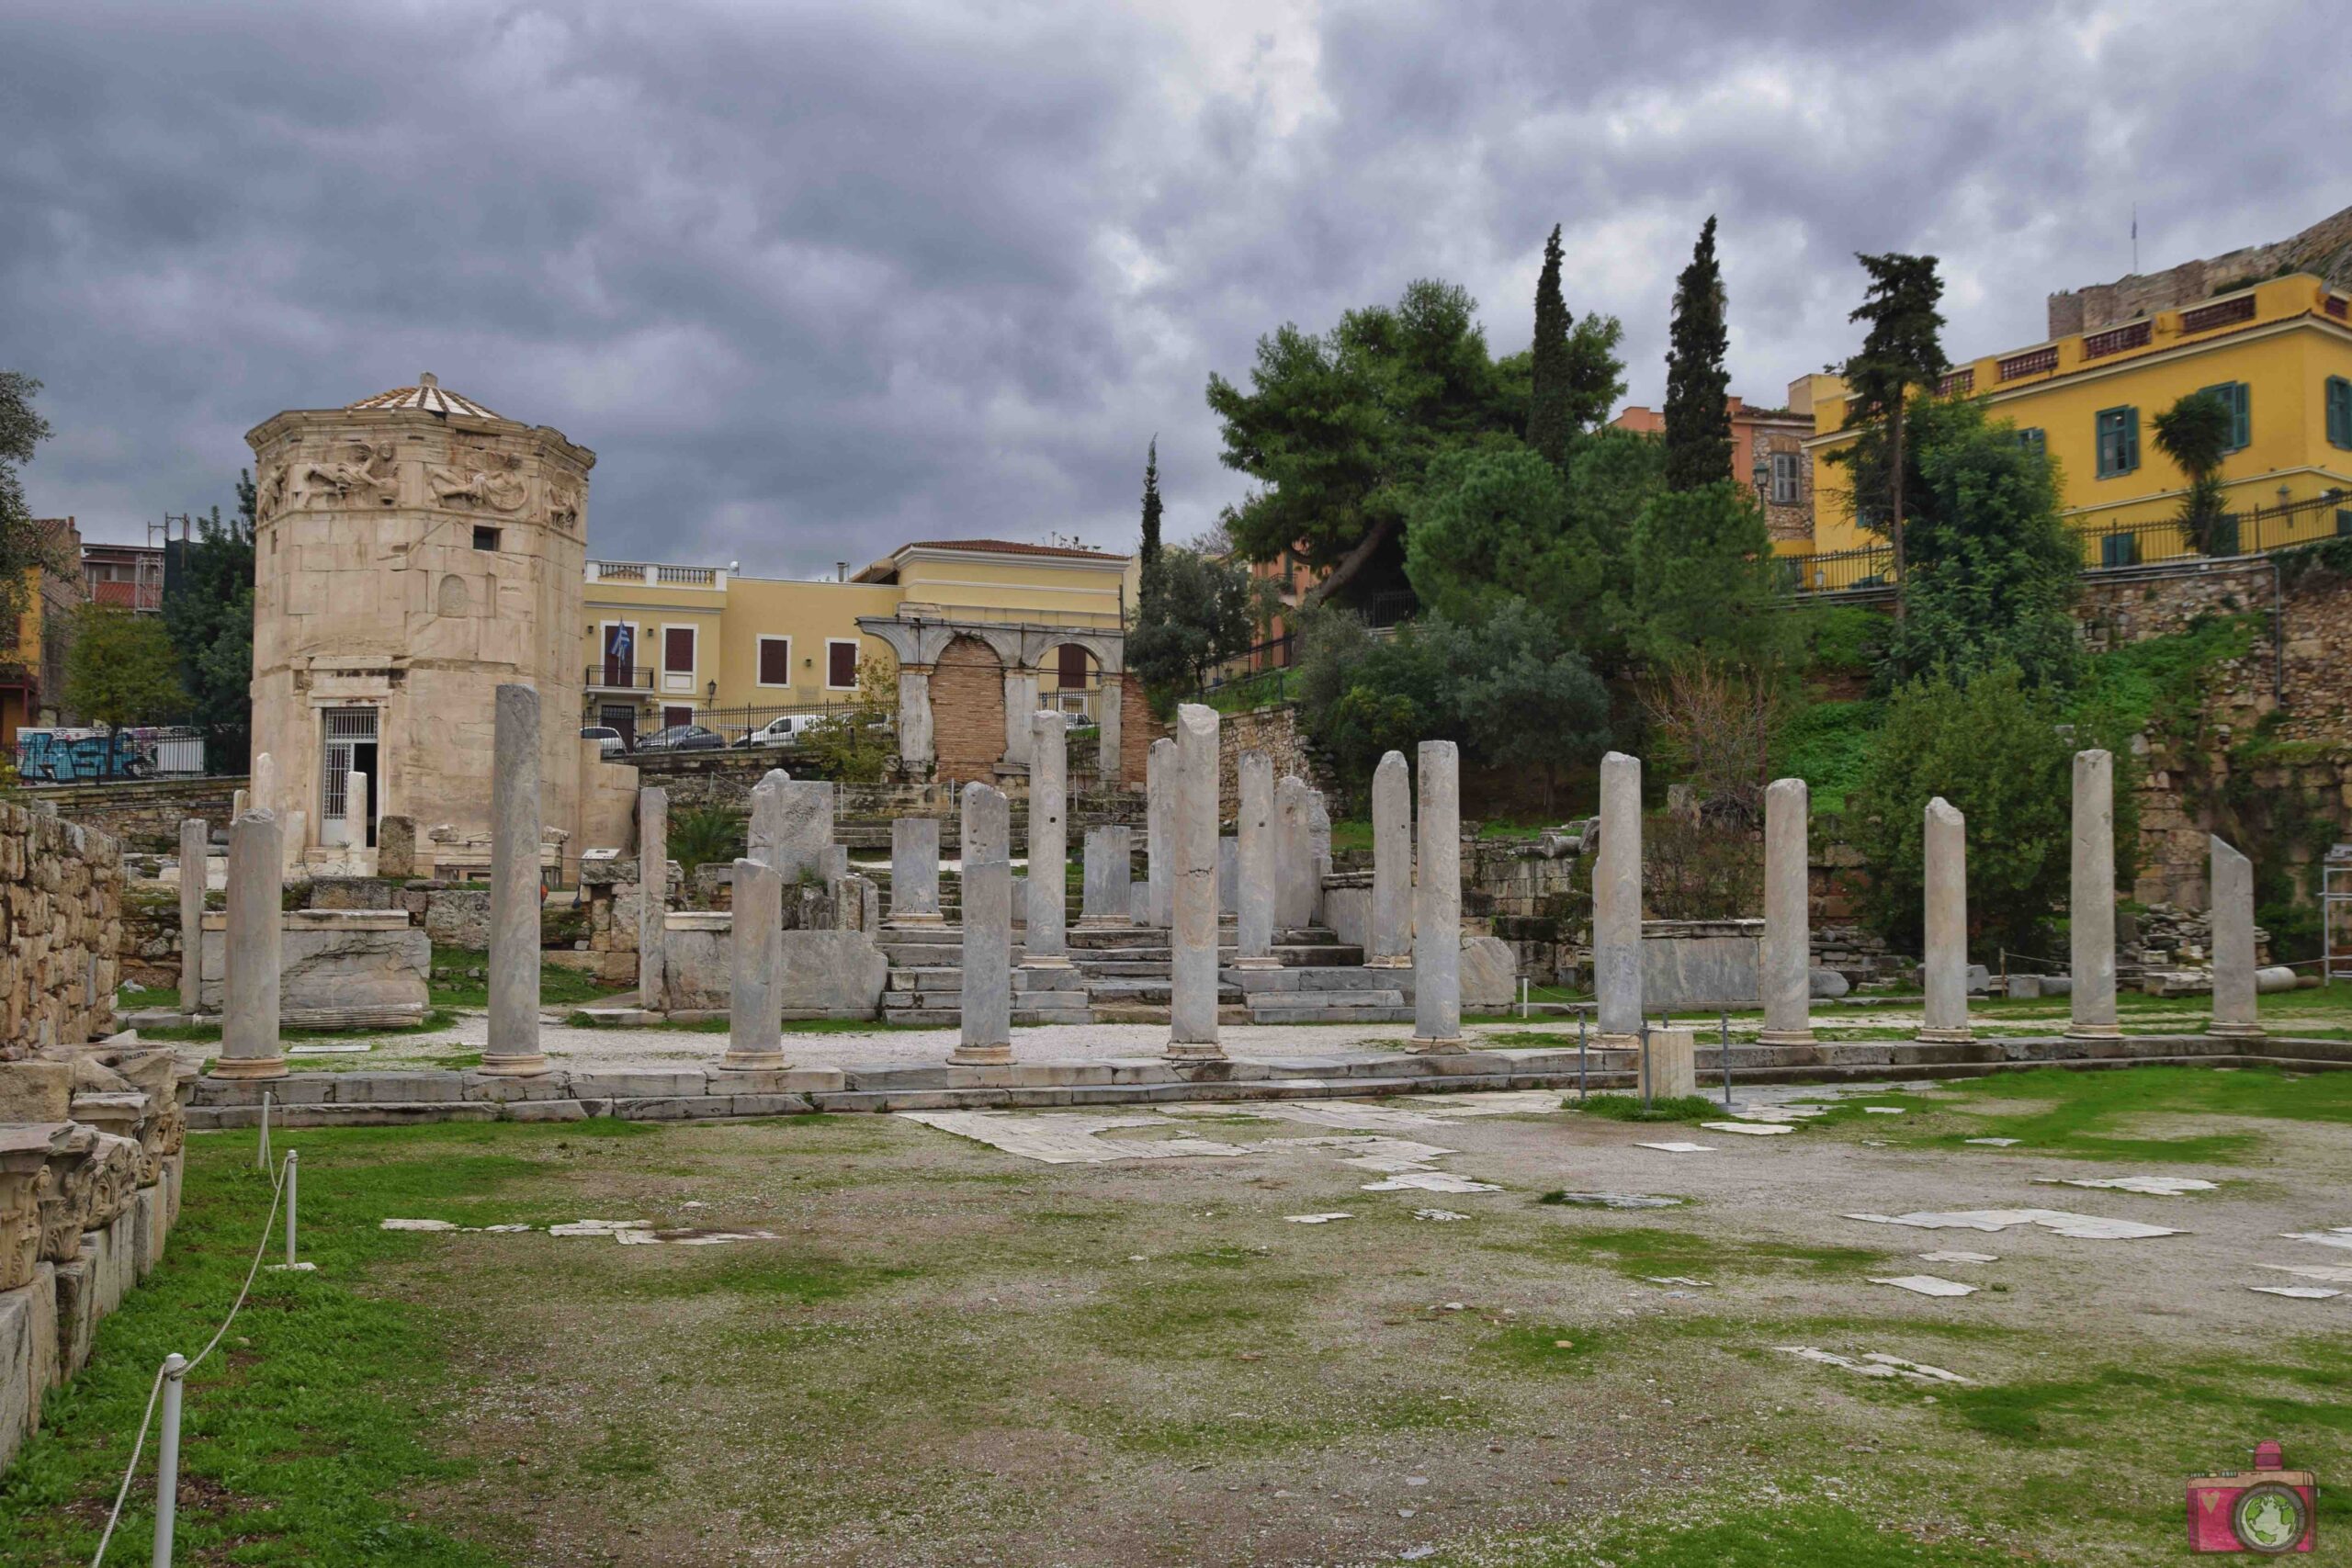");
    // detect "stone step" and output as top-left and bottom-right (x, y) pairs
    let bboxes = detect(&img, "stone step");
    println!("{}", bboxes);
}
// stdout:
(1247, 1001), (1412, 1024)
(878, 1005), (1096, 1026)
(1090, 1002), (1254, 1025)
(1083, 979), (1246, 1003)
(1226, 966), (1411, 995)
